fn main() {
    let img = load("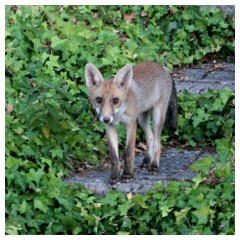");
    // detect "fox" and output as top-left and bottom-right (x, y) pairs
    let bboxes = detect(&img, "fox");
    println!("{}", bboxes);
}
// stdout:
(85, 62), (178, 186)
